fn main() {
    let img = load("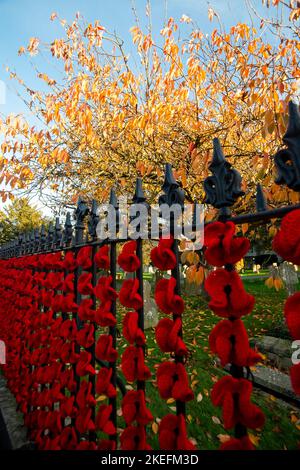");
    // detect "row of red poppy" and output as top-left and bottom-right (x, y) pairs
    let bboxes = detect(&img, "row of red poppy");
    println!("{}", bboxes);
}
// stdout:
(272, 209), (300, 397)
